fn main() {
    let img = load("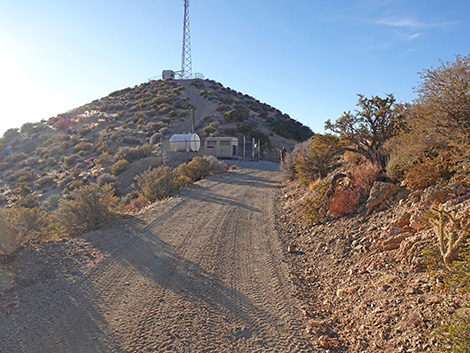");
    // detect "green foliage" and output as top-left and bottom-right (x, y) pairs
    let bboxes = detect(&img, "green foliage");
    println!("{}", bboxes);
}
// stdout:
(109, 159), (129, 176)
(53, 183), (117, 237)
(135, 166), (177, 204)
(325, 94), (401, 166)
